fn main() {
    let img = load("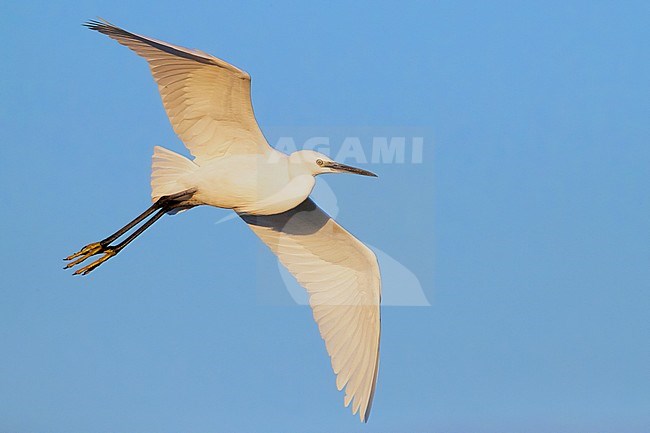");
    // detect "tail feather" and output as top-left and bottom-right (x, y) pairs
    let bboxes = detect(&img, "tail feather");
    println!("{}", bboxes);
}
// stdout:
(151, 146), (197, 201)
